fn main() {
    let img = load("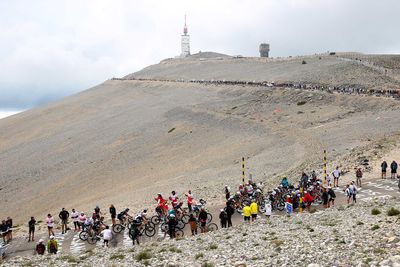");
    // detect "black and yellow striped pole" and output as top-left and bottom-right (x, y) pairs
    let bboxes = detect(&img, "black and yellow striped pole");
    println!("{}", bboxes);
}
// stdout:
(242, 157), (245, 185)
(323, 150), (327, 186)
